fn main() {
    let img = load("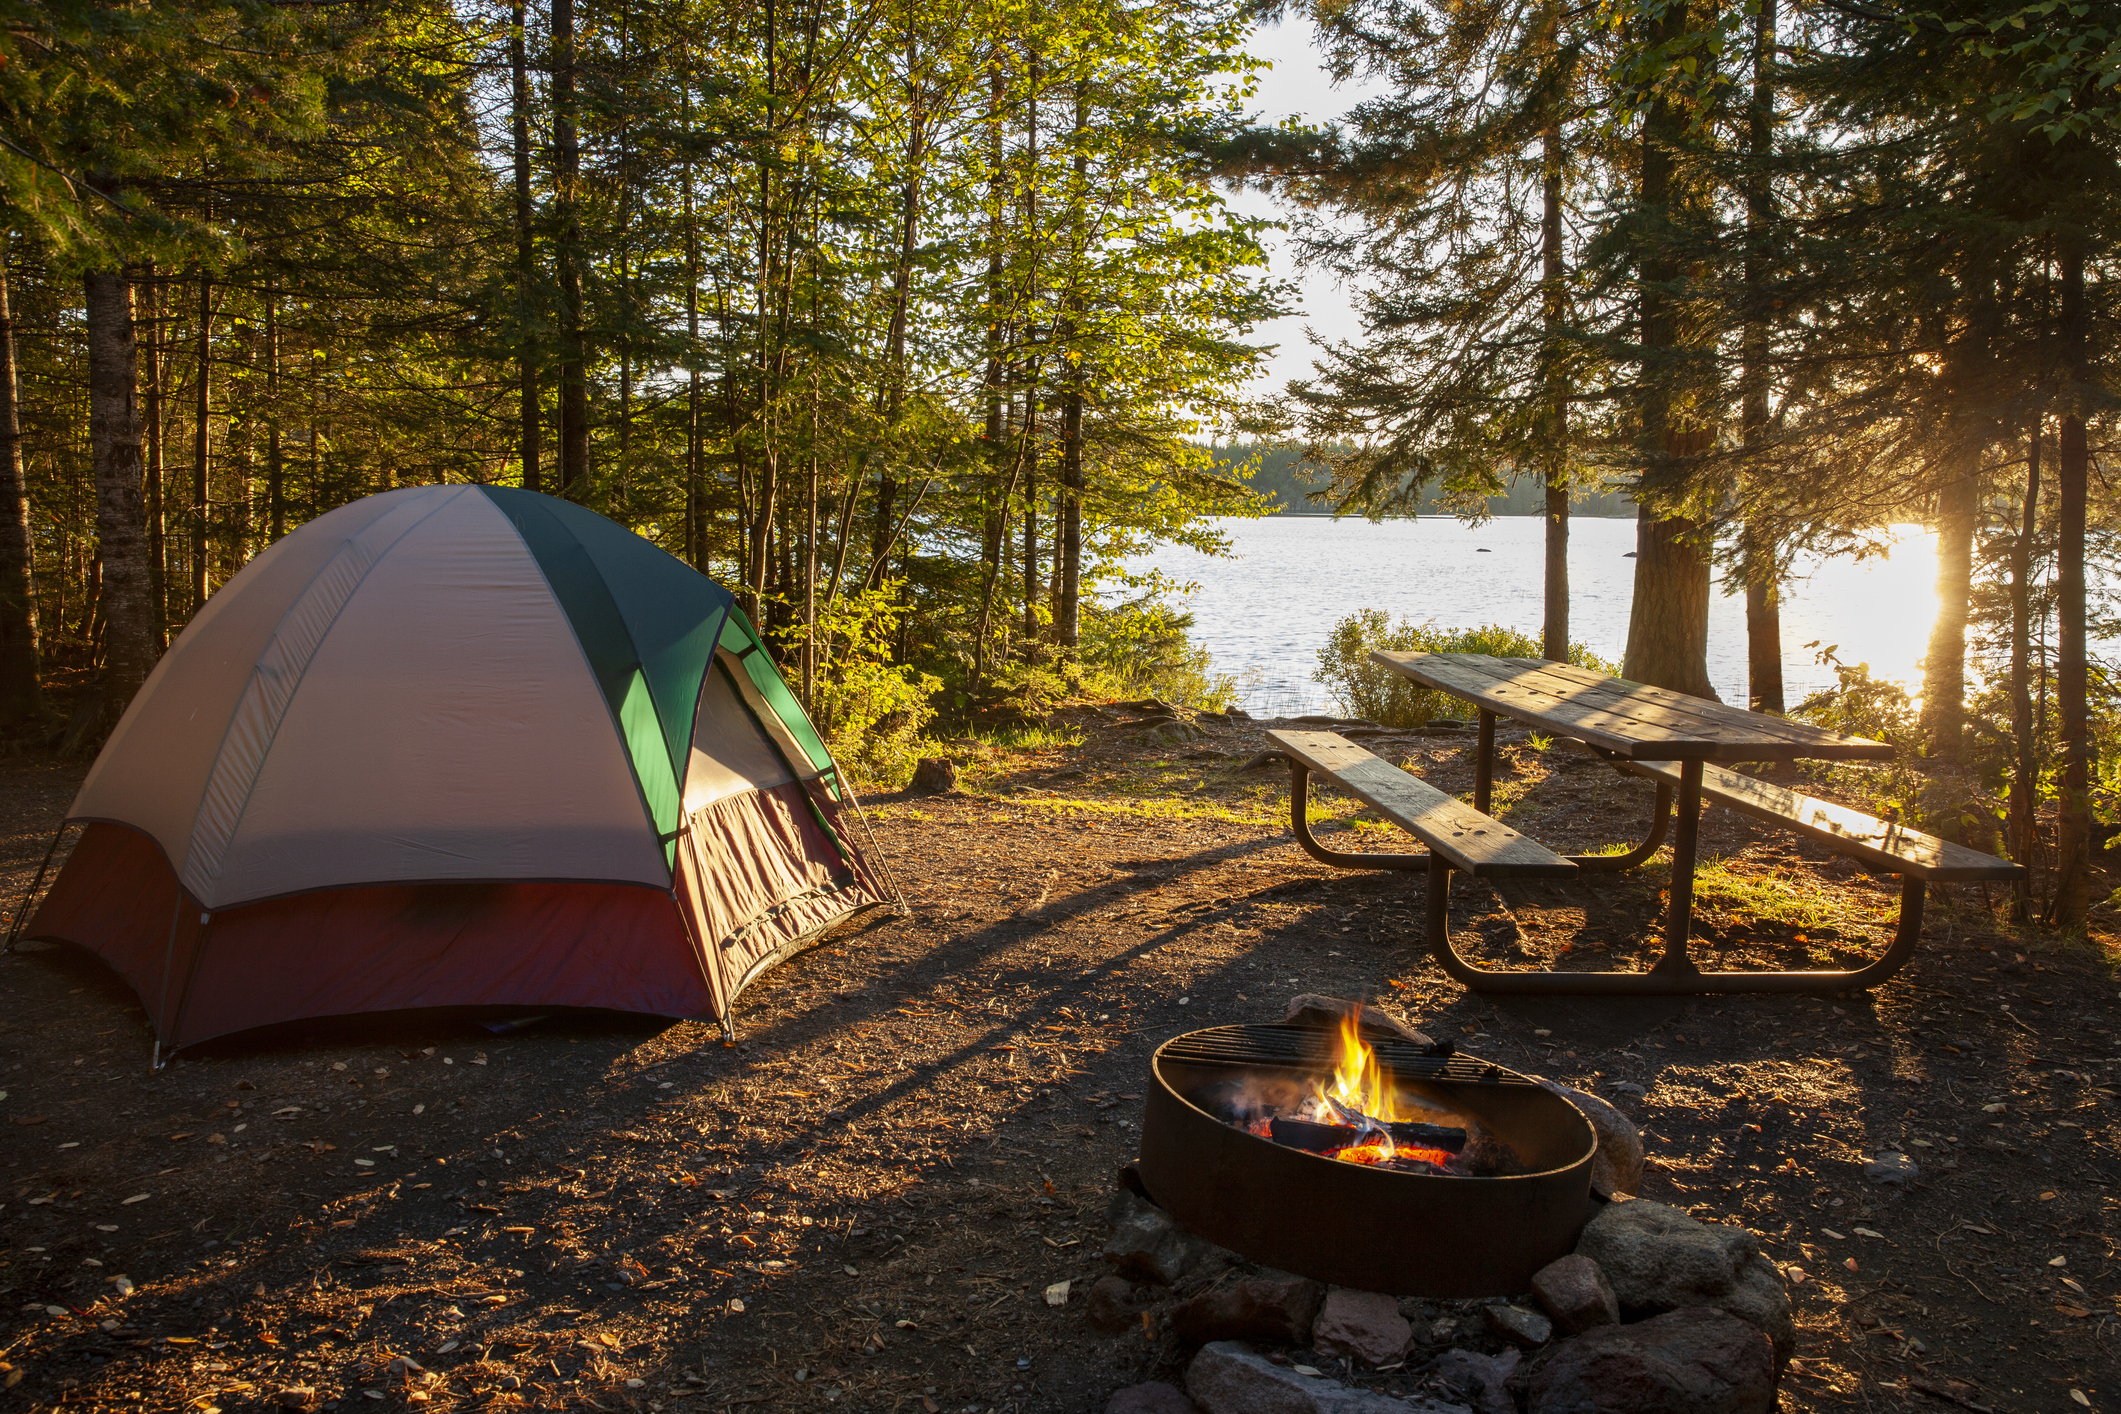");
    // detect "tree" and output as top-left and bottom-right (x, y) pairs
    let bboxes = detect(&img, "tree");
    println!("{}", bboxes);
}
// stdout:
(1226, 0), (1615, 664)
